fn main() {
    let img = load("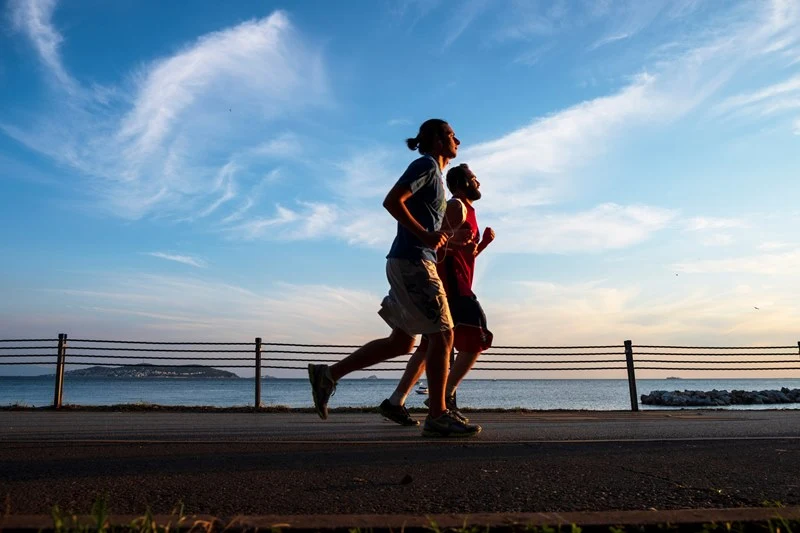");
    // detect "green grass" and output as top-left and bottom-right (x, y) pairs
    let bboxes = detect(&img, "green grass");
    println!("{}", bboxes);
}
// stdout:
(32, 499), (799, 533)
